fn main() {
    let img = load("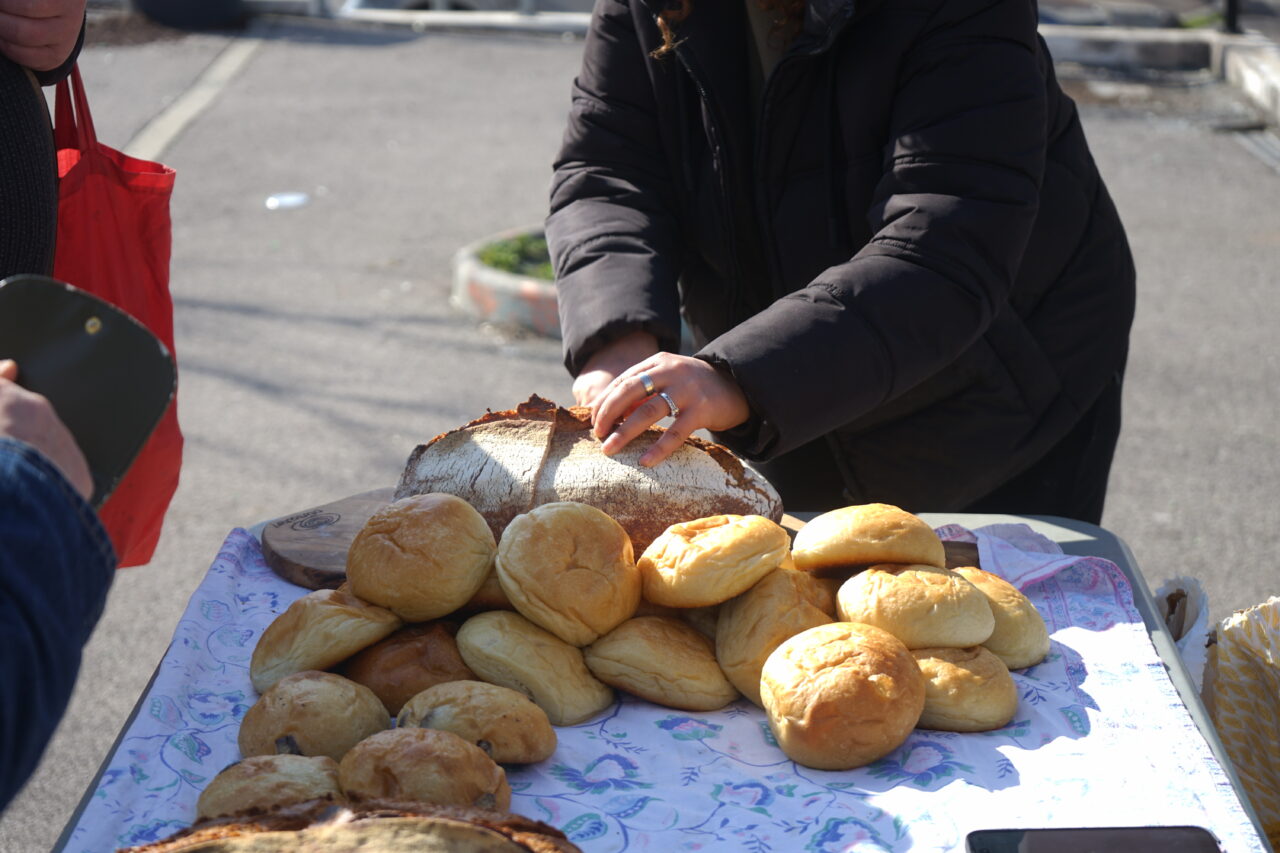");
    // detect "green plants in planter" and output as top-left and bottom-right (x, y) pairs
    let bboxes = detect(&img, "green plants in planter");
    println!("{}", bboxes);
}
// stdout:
(477, 232), (554, 281)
